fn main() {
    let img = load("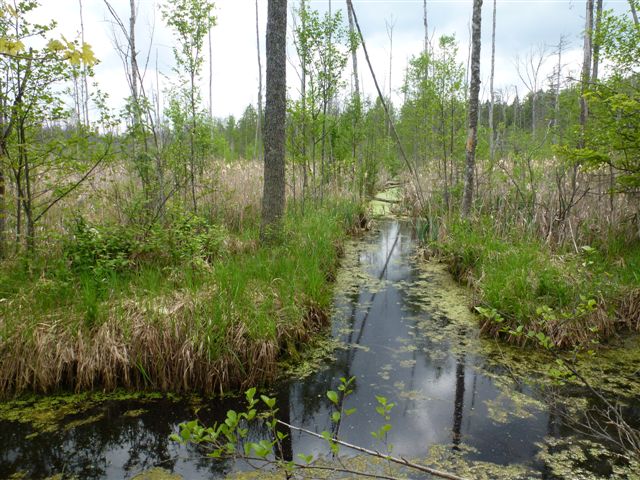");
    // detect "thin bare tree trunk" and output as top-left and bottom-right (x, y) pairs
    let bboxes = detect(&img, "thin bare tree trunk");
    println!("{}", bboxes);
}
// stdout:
(554, 37), (565, 144)
(385, 17), (395, 137)
(261, 0), (287, 240)
(488, 0), (496, 163)
(461, 0), (483, 218)
(592, 0), (603, 82)
(130, 0), (139, 117)
(299, 0), (308, 208)
(79, 0), (90, 125)
(0, 153), (5, 259)
(579, 0), (594, 149)
(346, 0), (362, 198)
(423, 0), (428, 54)
(320, 0), (331, 202)
(255, 0), (263, 162)
(629, 0), (639, 26)
(208, 28), (213, 119)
